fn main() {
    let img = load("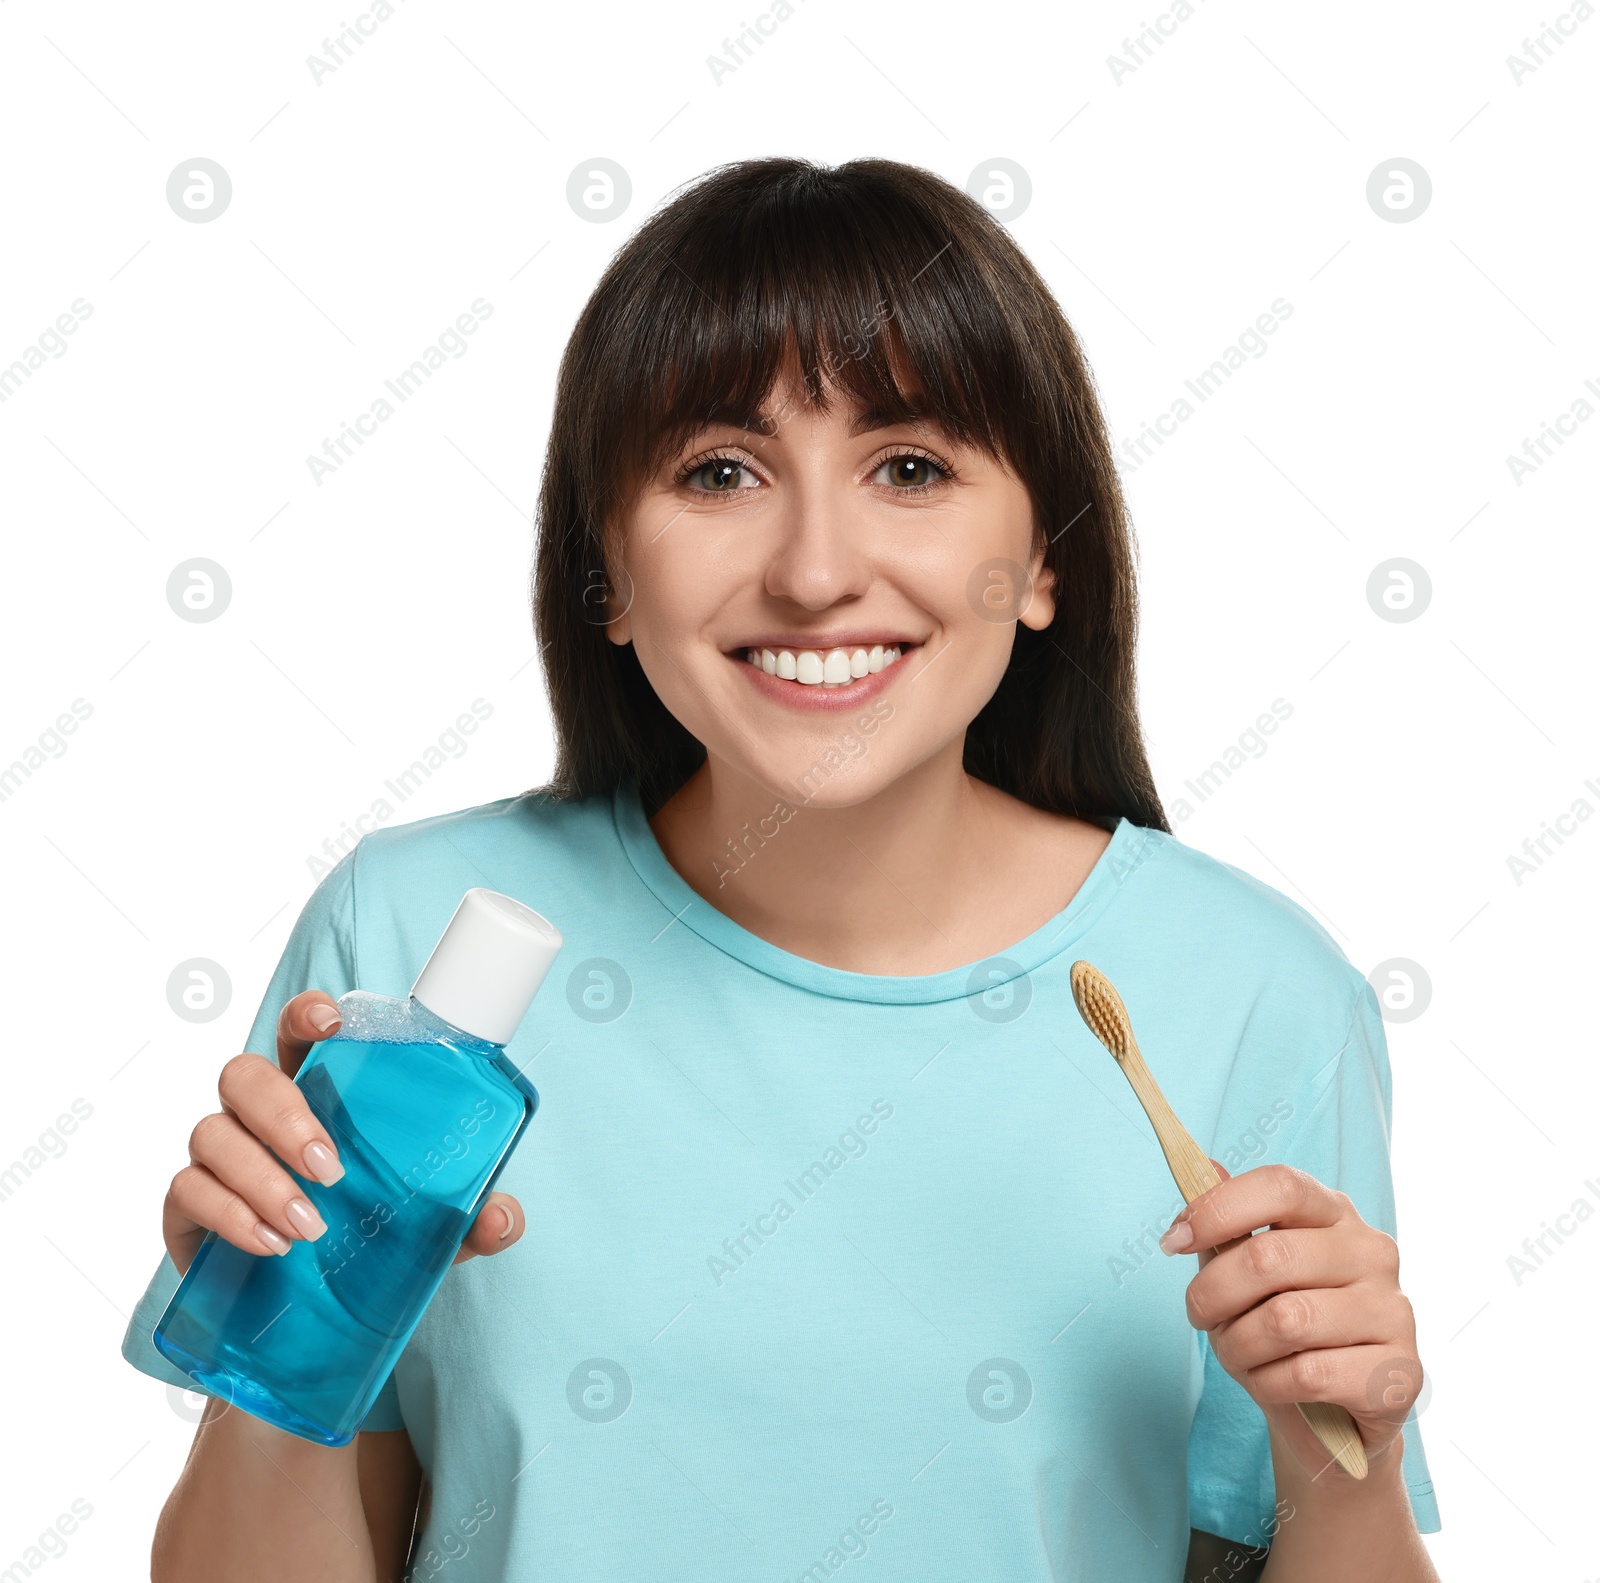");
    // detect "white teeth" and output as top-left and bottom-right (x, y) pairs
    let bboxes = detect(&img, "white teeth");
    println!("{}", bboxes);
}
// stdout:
(742, 643), (906, 686)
